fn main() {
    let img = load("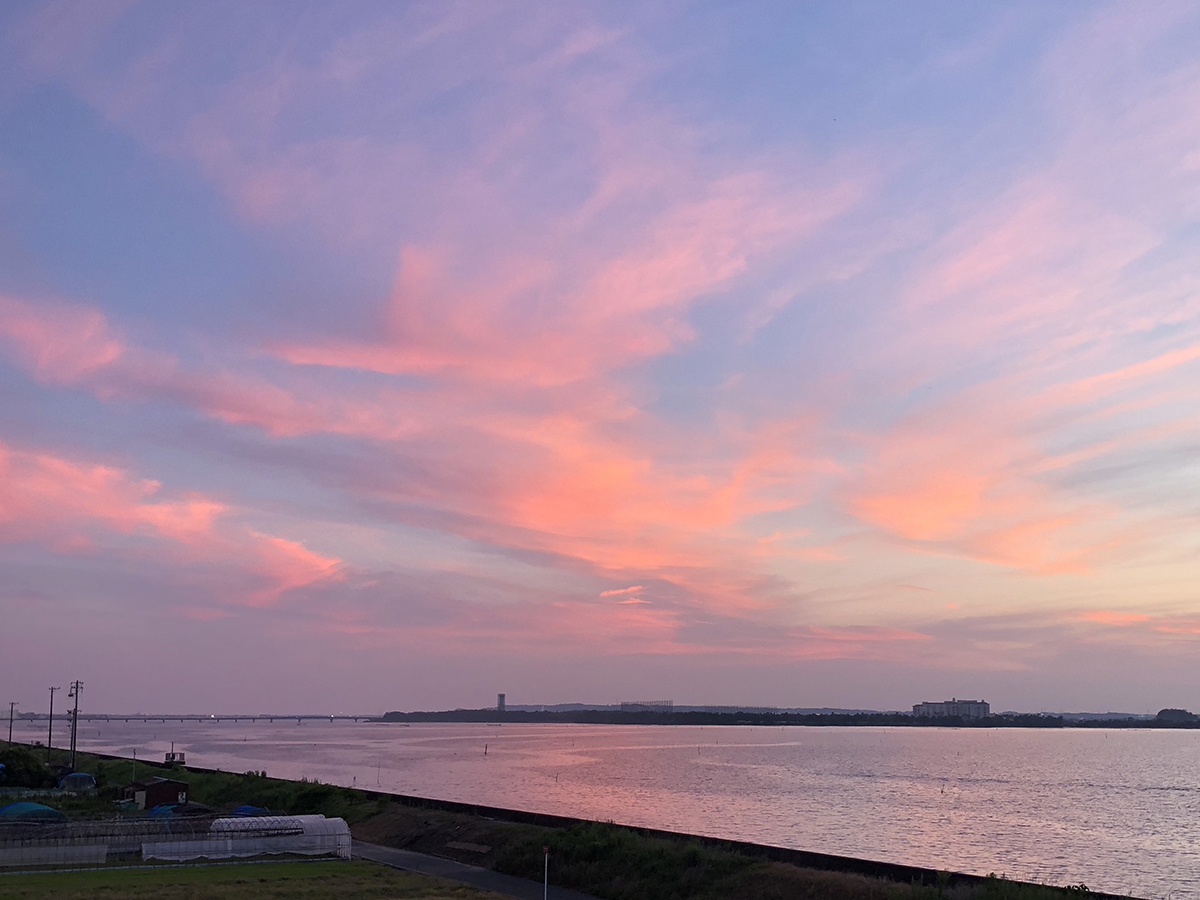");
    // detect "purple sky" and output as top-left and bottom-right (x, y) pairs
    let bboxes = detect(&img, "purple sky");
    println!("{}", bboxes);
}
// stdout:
(3, 2), (1200, 714)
